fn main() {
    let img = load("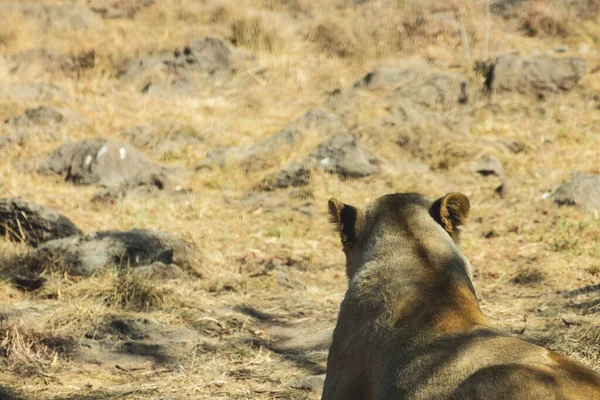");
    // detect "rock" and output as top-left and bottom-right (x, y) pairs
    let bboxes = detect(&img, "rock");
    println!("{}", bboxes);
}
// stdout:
(352, 59), (470, 110)
(291, 374), (326, 391)
(309, 133), (375, 178)
(324, 61), (474, 170)
(89, 169), (180, 203)
(201, 110), (375, 190)
(261, 163), (311, 191)
(0, 198), (82, 247)
(39, 138), (154, 188)
(0, 3), (102, 32)
(118, 37), (260, 95)
(473, 155), (504, 177)
(486, 56), (588, 95)
(551, 172), (600, 211)
(36, 138), (186, 200)
(15, 229), (196, 276)
(263, 133), (376, 189)
(198, 109), (346, 171)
